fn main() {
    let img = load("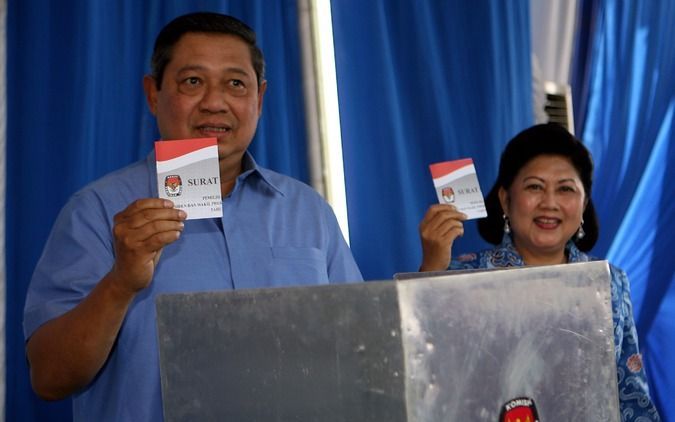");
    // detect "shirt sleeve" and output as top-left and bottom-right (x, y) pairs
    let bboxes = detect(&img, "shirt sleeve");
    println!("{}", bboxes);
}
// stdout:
(320, 200), (363, 283)
(23, 189), (115, 340)
(450, 252), (482, 270)
(611, 266), (662, 421)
